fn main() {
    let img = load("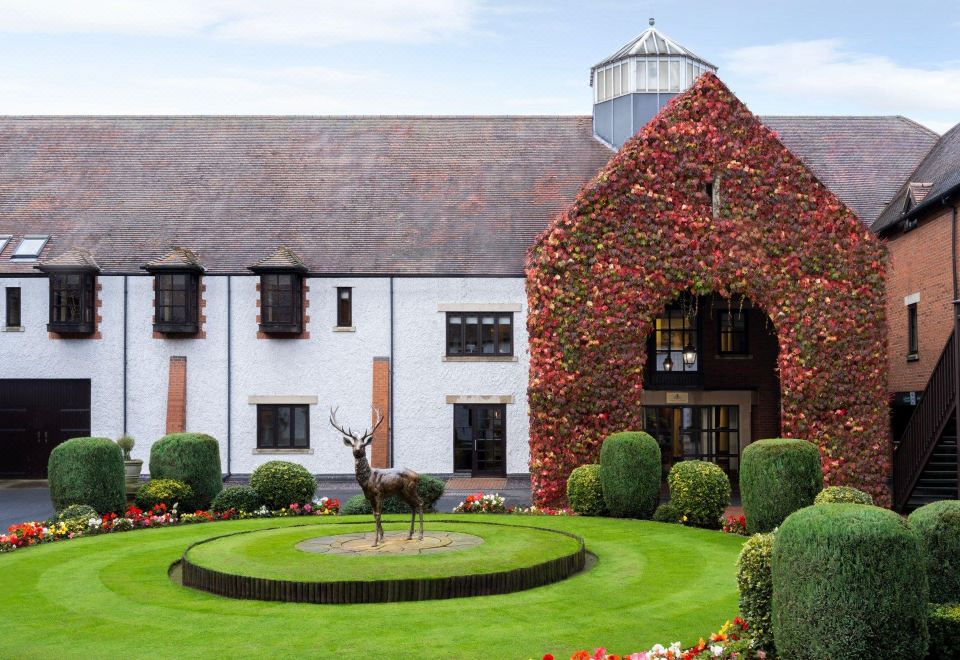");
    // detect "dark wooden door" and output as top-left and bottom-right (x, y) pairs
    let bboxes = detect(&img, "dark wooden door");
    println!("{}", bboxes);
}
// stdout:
(0, 379), (91, 478)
